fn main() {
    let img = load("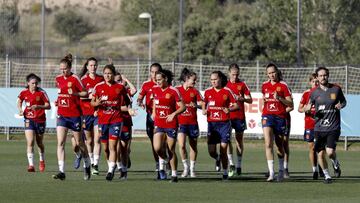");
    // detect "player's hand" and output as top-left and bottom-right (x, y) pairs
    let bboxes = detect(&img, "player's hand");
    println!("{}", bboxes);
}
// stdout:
(166, 113), (176, 122)
(202, 109), (207, 115)
(30, 105), (39, 110)
(93, 97), (102, 106)
(304, 103), (312, 113)
(237, 95), (245, 102)
(93, 111), (98, 117)
(137, 101), (145, 109)
(128, 108), (138, 116)
(19, 110), (24, 116)
(223, 107), (230, 114)
(189, 102), (196, 108)
(335, 102), (342, 110)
